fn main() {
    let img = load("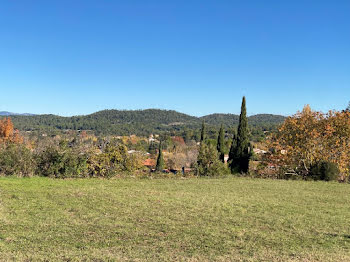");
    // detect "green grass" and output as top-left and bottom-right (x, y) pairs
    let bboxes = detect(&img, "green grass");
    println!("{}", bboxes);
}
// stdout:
(0, 177), (349, 261)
